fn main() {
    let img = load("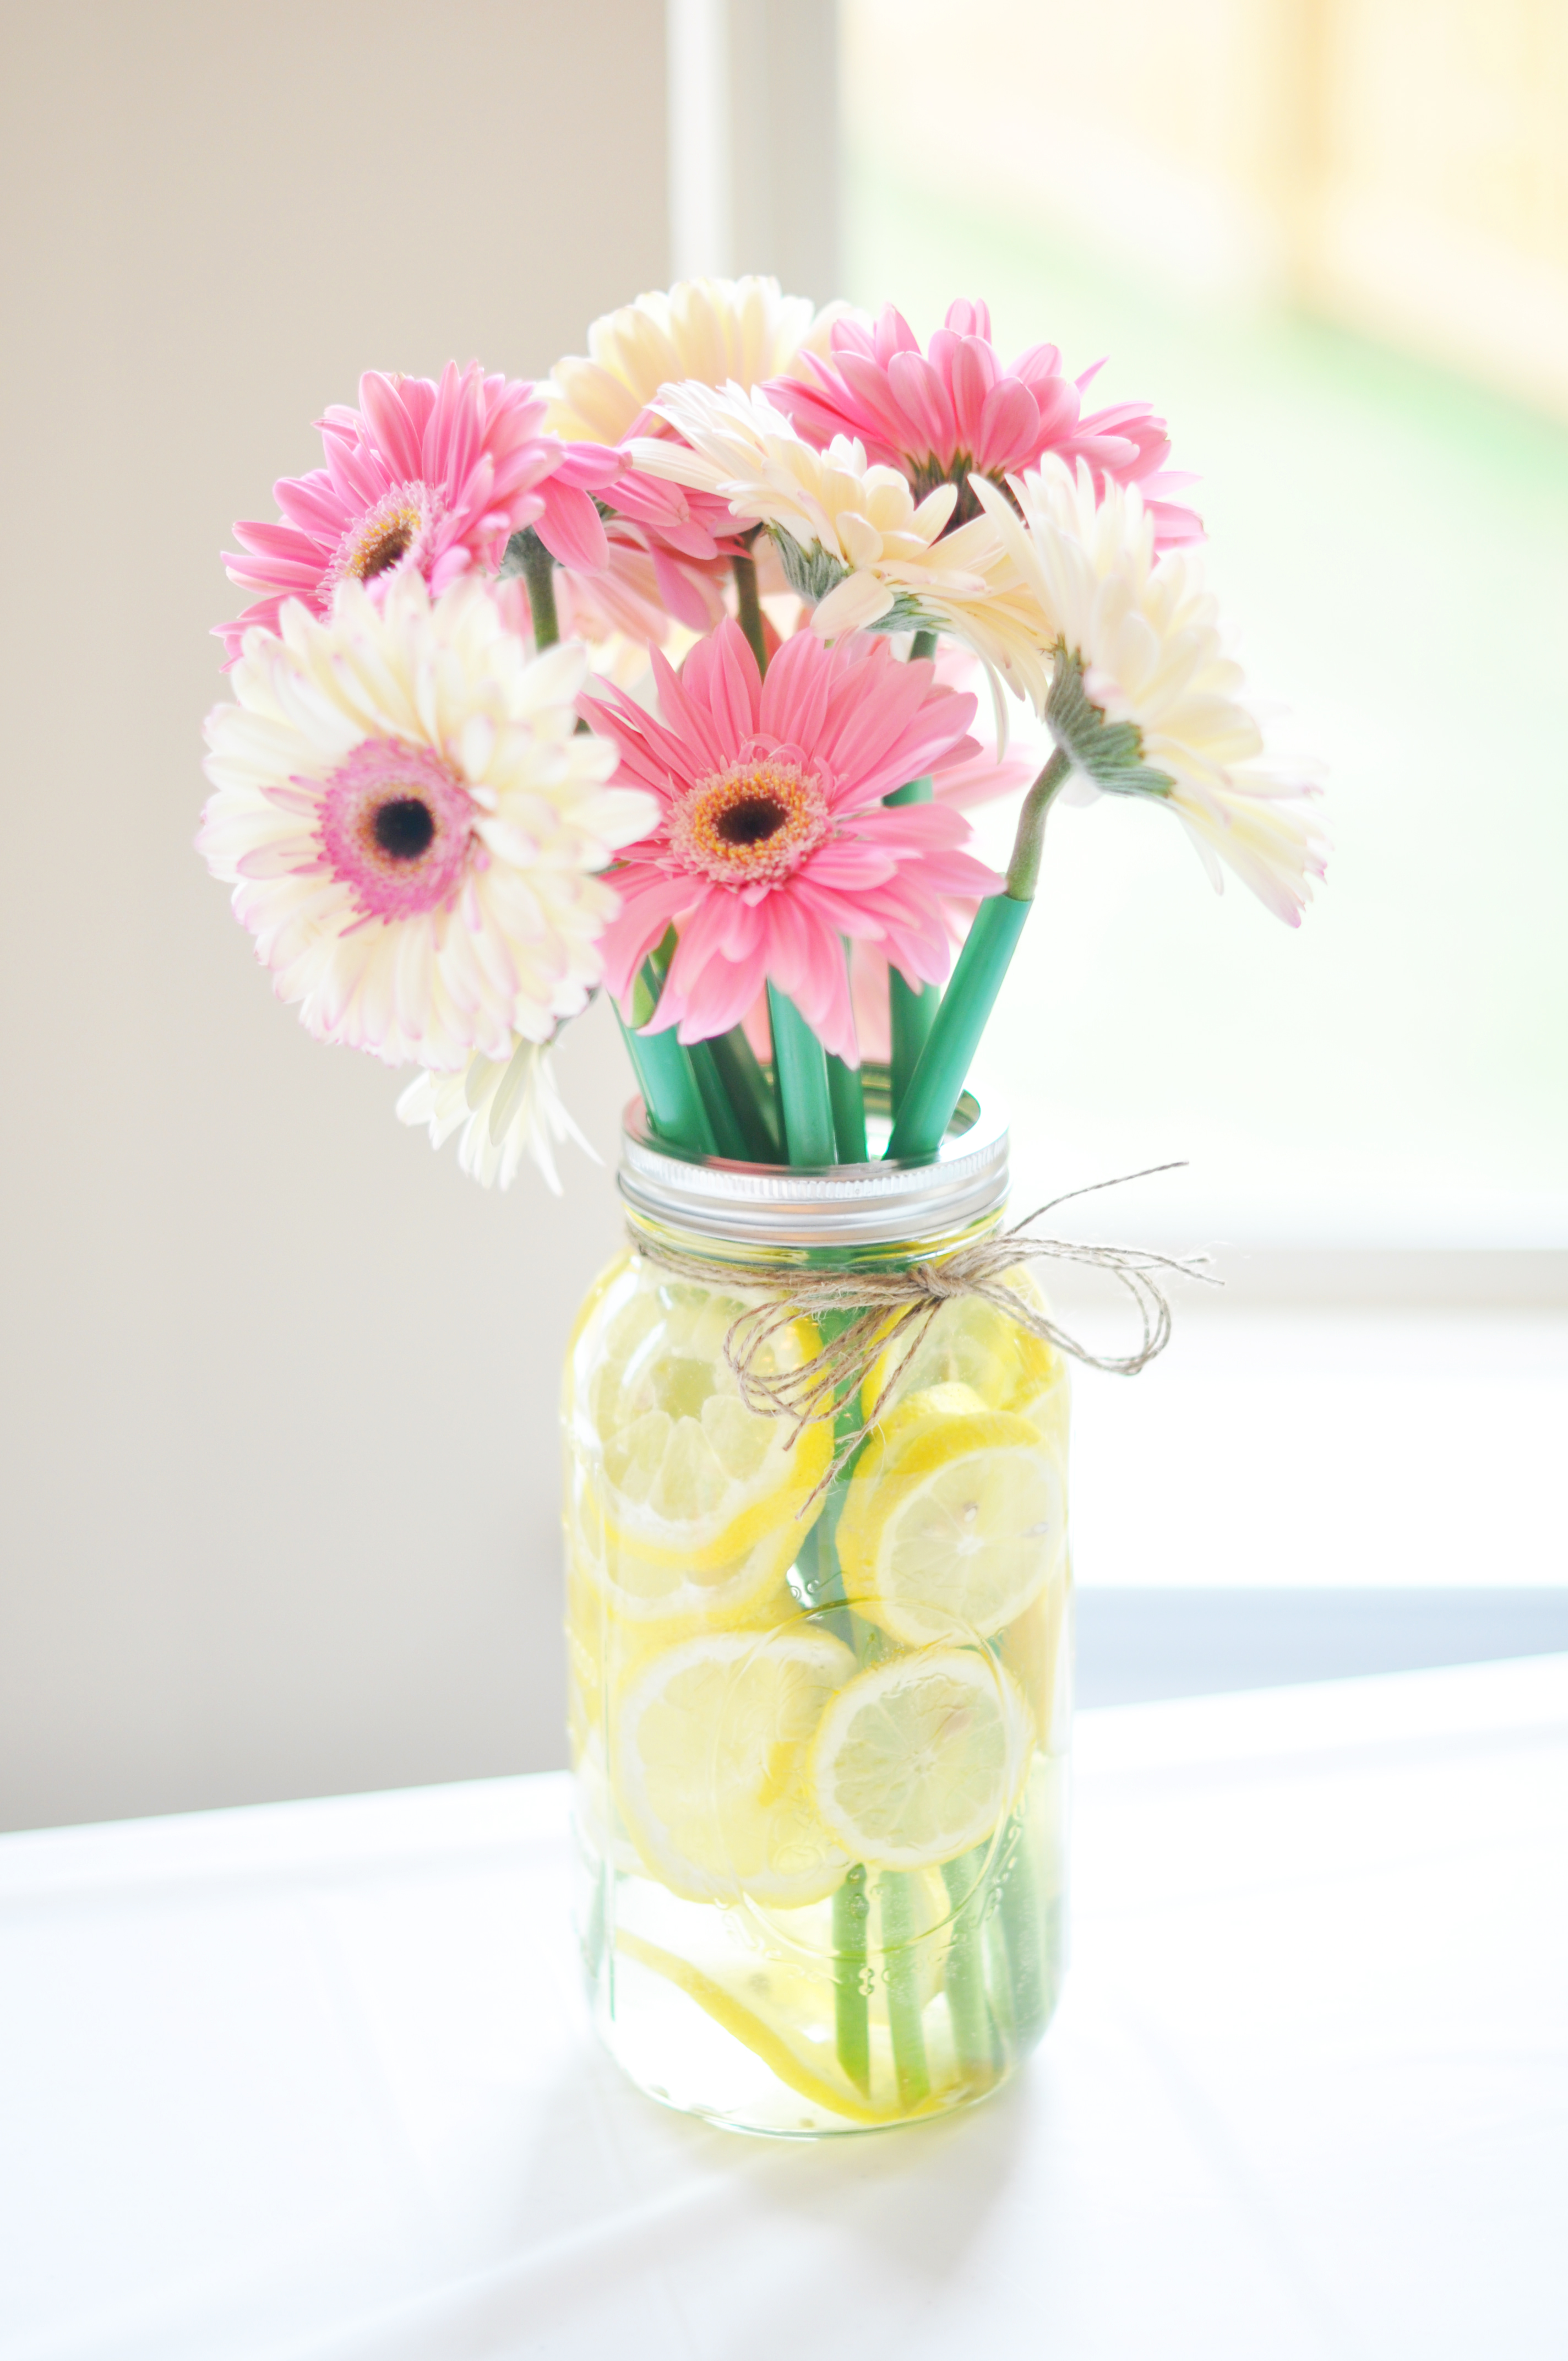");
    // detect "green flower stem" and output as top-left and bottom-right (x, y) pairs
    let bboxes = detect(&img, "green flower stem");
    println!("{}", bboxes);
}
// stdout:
(910, 627), (938, 662)
(888, 977), (935, 1124)
(832, 1865), (872, 2094)
(518, 528), (560, 651)
(879, 1870), (932, 2109)
(733, 550), (769, 674)
(994, 1809), (1047, 2052)
(790, 1519), (861, 1668)
(1004, 744), (1072, 901)
(883, 894), (1028, 1160)
(800, 1336), (878, 2095)
(767, 985), (835, 1166)
(791, 1326), (872, 1648)
(890, 972), (941, 1116)
(884, 748), (1071, 1160)
(940, 1852), (1001, 2085)
(618, 959), (715, 1154)
(884, 777), (940, 1121)
(826, 1053), (868, 1162)
(687, 1040), (749, 1160)
(705, 1023), (781, 1161)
